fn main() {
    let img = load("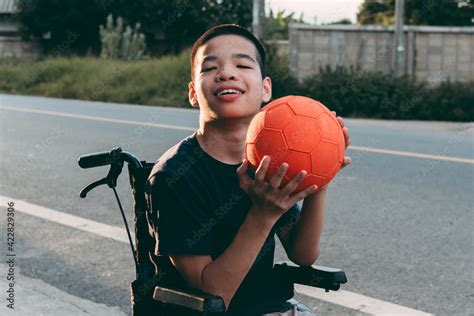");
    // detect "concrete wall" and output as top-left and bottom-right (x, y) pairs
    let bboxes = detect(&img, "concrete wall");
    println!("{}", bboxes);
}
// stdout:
(289, 24), (474, 84)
